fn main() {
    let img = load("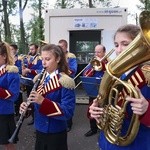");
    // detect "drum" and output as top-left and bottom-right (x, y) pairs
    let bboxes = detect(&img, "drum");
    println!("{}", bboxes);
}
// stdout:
(20, 76), (33, 87)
